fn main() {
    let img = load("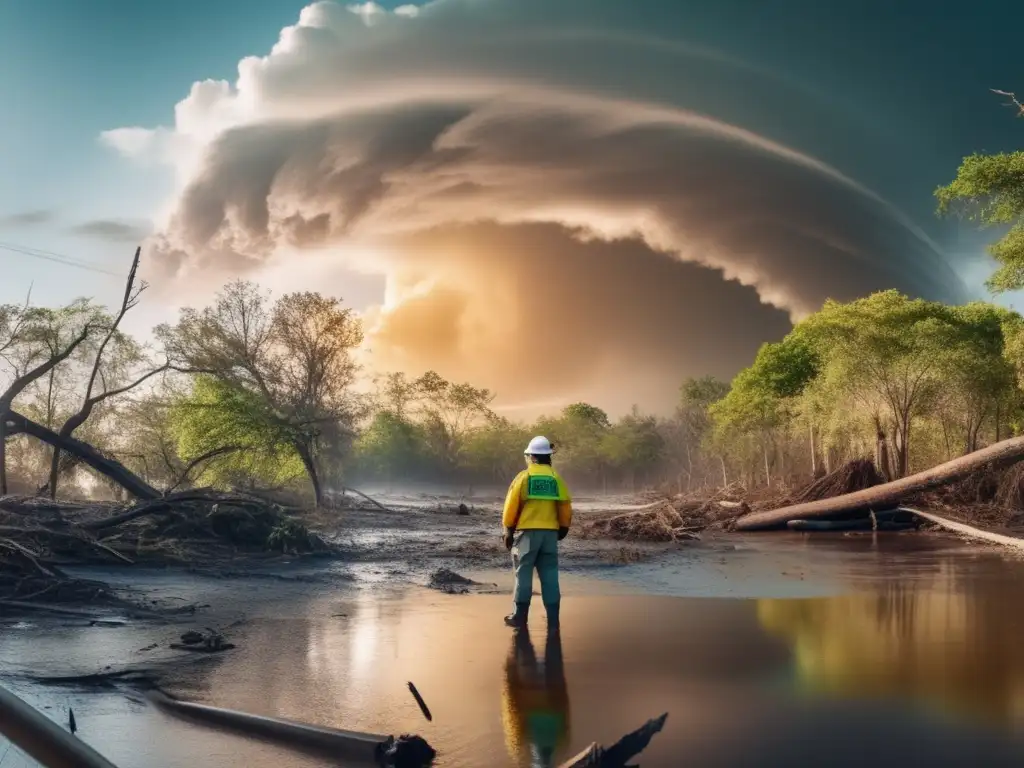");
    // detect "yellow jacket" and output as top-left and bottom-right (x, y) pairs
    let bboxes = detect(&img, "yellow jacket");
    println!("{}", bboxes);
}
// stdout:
(502, 464), (573, 531)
